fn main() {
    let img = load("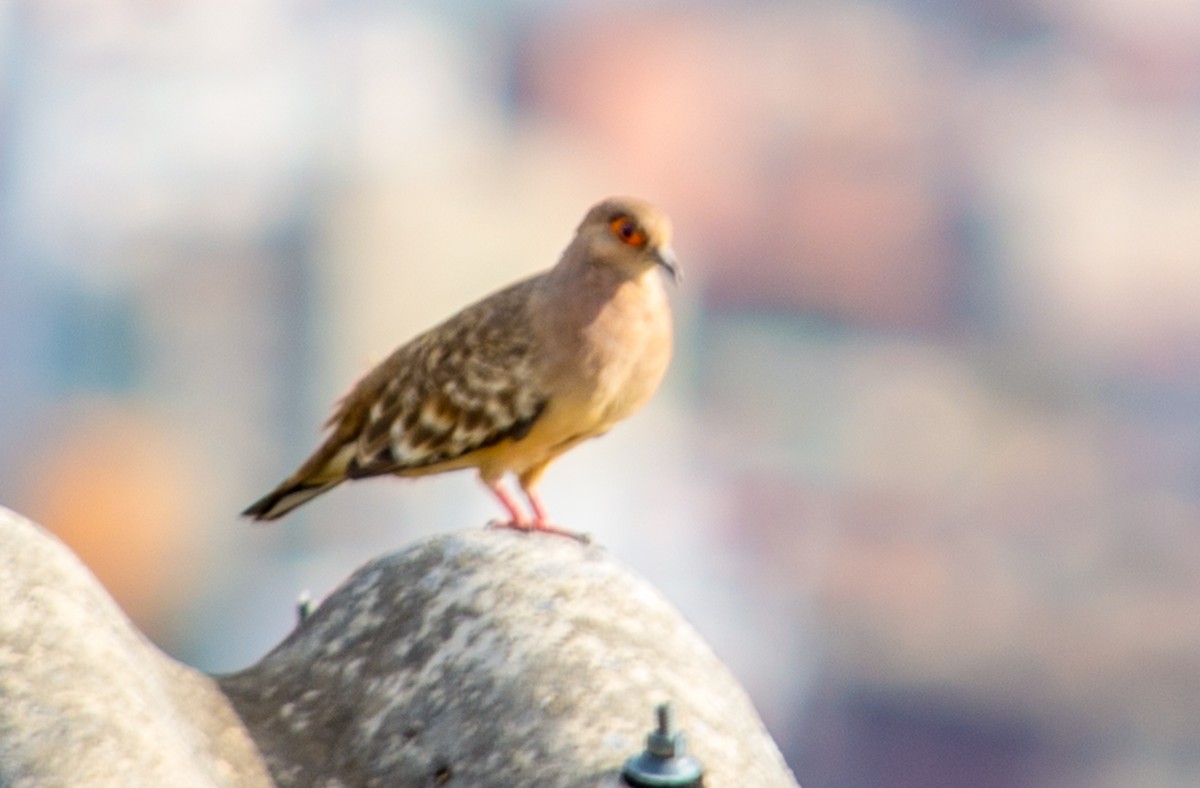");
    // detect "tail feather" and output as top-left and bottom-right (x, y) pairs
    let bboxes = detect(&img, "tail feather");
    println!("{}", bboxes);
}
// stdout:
(243, 442), (357, 521)
(242, 479), (341, 521)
